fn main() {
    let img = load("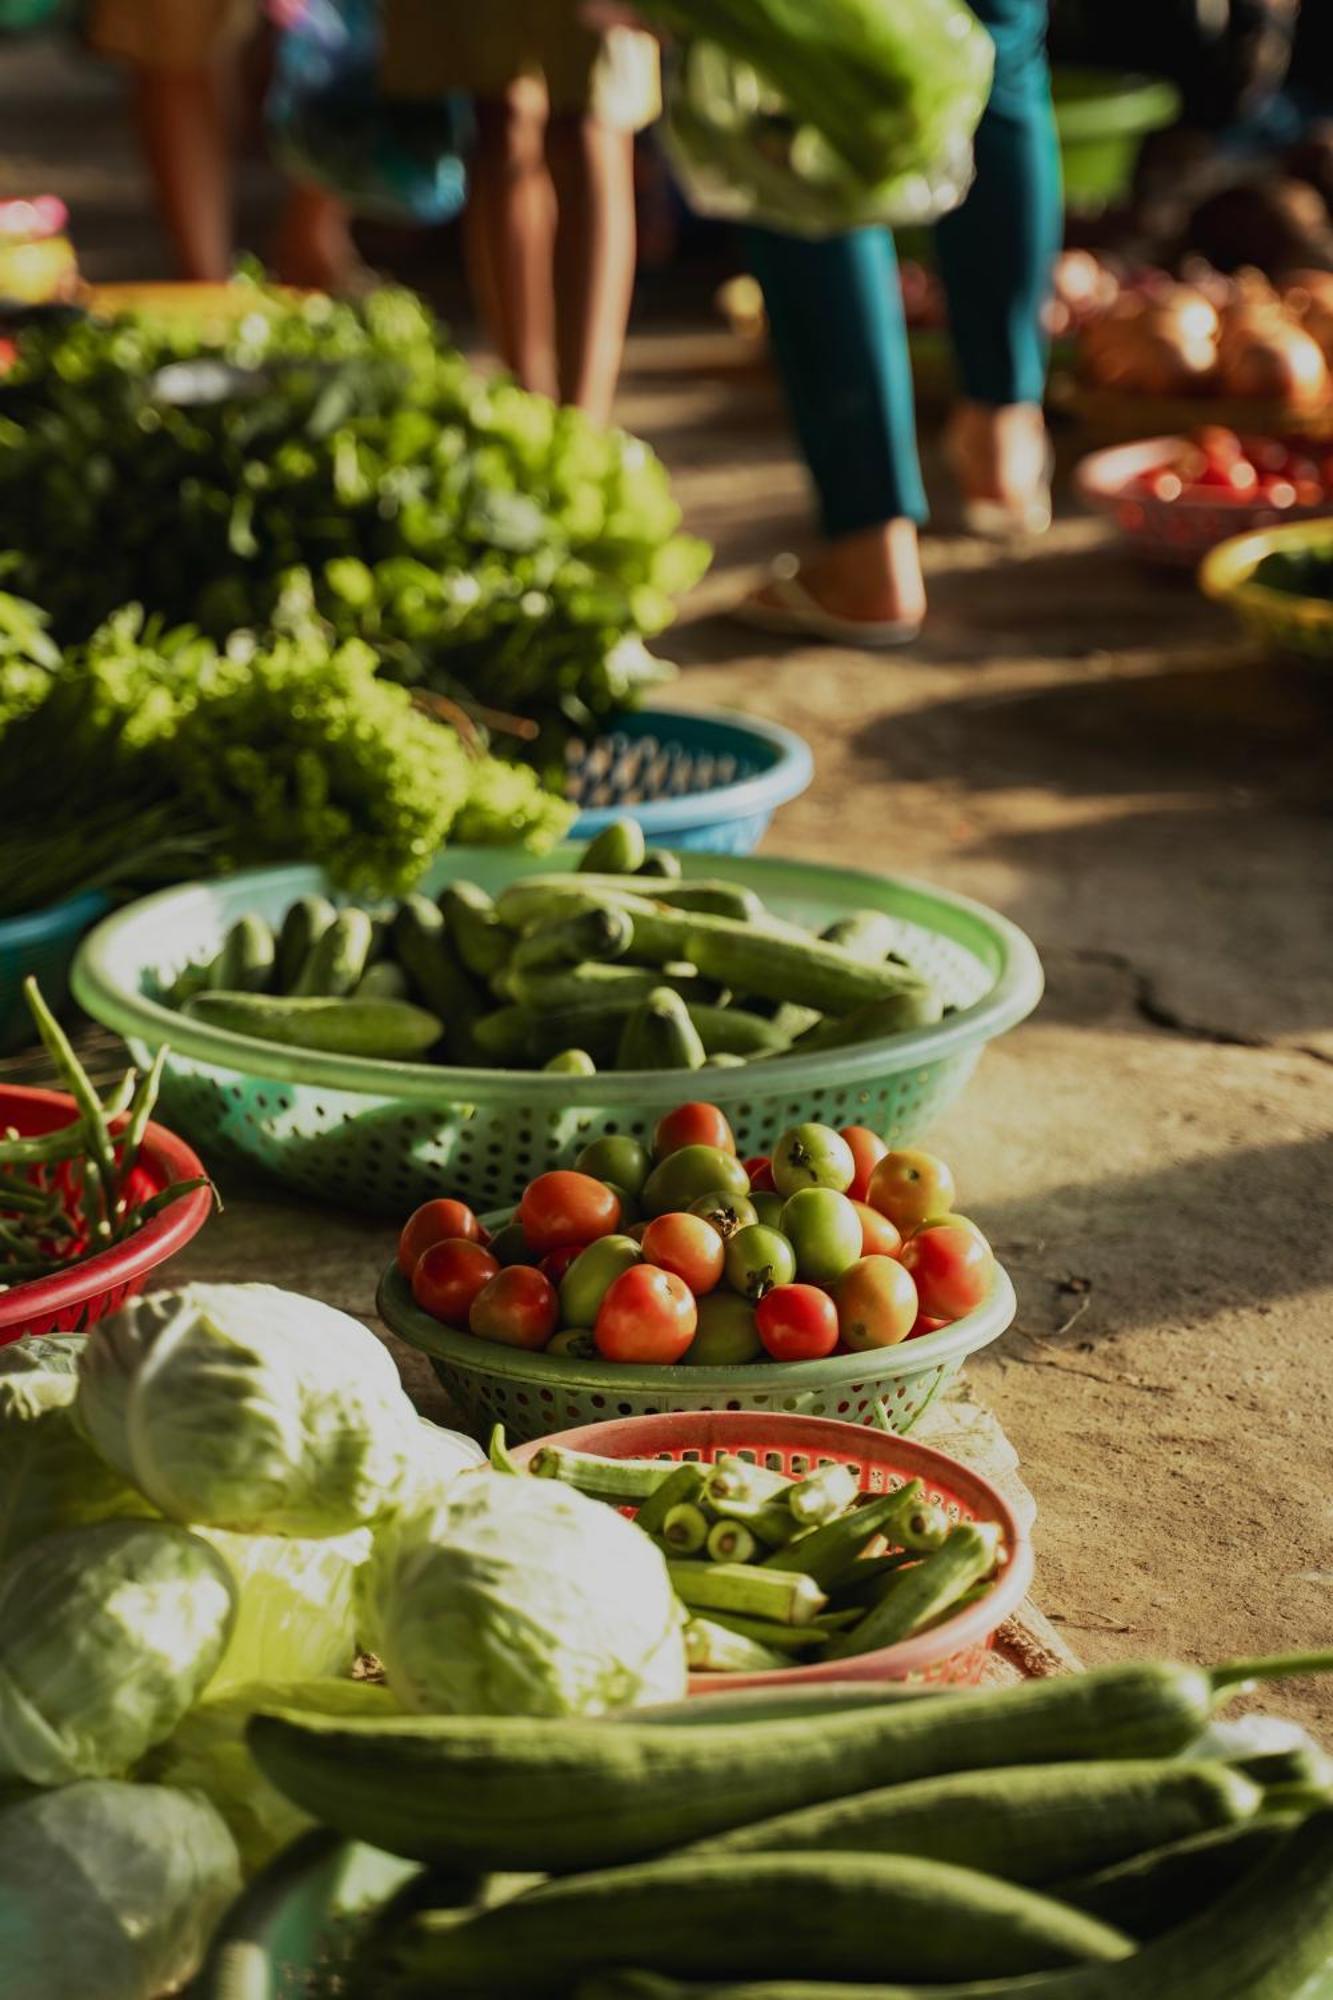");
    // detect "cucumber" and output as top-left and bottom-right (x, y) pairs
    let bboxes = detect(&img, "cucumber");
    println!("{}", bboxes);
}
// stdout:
(682, 922), (937, 1016)
(392, 897), (483, 1058)
(275, 895), (337, 992)
(579, 819), (646, 874)
(638, 848), (682, 879)
(367, 1851), (1133, 1996)
(510, 963), (700, 1013)
(245, 1657), (1333, 1875)
(617, 989), (707, 1071)
(184, 991), (443, 1059)
(471, 1006), (539, 1066)
(509, 907), (634, 977)
(543, 1048), (597, 1074)
(686, 1004), (790, 1059)
(354, 960), (411, 1002)
(1054, 1812), (1301, 1940)
(604, 1812), (1333, 2000)
(773, 912), (912, 1039)
(695, 1760), (1263, 1884)
(213, 915), (276, 994)
(823, 1521), (1002, 1656)
(791, 989), (945, 1053)
(291, 907), (374, 998)
(439, 882), (513, 982)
